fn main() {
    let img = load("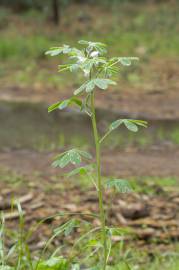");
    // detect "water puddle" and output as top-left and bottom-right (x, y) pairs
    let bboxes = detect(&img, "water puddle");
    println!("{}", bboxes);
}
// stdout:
(0, 101), (179, 151)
